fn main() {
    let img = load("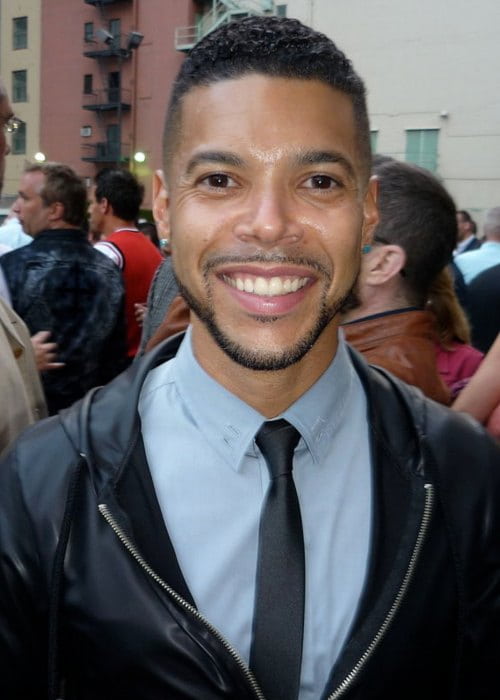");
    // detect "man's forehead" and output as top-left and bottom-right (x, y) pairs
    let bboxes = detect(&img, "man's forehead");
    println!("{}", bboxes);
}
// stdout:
(20, 170), (45, 192)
